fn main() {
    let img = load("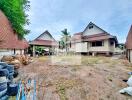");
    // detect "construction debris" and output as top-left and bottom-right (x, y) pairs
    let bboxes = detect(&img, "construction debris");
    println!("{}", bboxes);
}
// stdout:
(1, 55), (33, 69)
